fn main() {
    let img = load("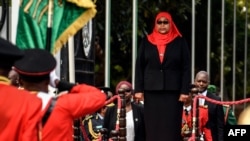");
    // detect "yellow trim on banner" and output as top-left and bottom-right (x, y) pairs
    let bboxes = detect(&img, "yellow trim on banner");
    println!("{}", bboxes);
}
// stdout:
(53, 7), (96, 54)
(67, 0), (96, 8)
